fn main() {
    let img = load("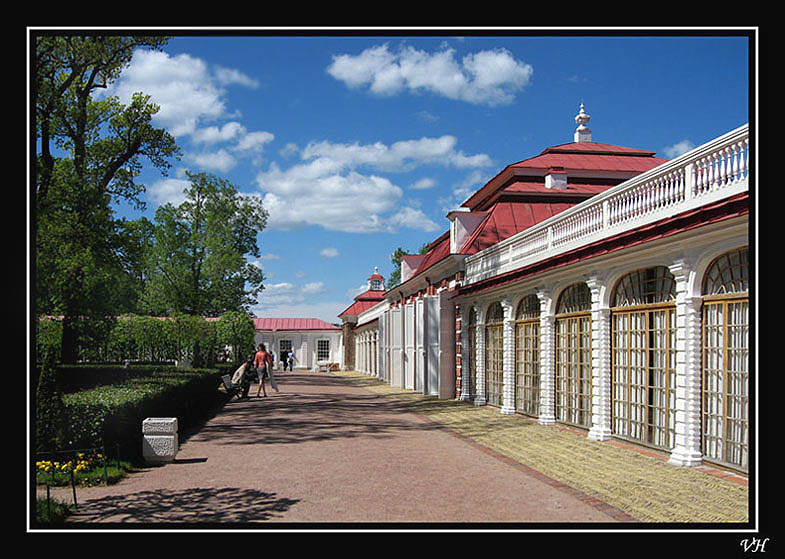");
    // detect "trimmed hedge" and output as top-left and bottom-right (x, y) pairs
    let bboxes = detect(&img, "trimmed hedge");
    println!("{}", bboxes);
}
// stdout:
(58, 366), (226, 464)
